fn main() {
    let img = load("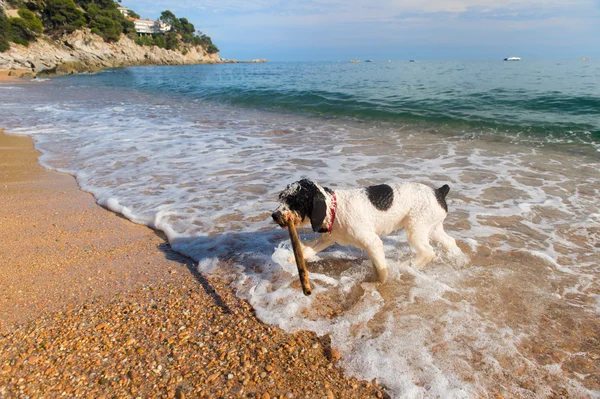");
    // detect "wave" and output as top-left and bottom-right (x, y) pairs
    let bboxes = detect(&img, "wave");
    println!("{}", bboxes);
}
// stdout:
(60, 62), (600, 147)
